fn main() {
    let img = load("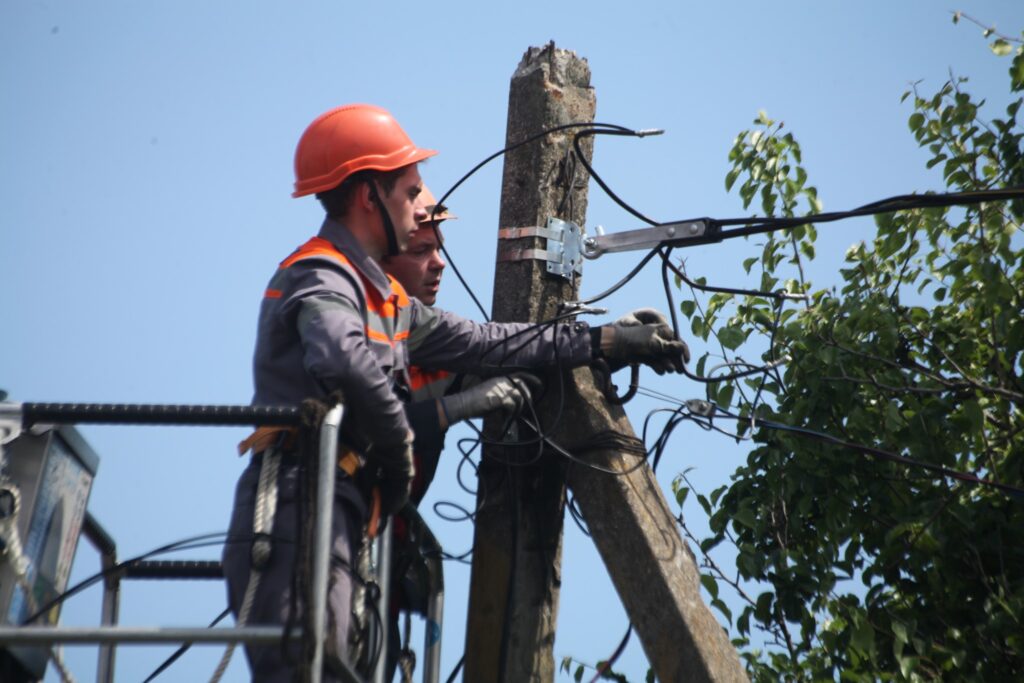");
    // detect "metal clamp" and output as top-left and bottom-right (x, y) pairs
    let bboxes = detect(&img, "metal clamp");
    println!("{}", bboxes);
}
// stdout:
(497, 217), (584, 280)
(581, 219), (718, 259)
